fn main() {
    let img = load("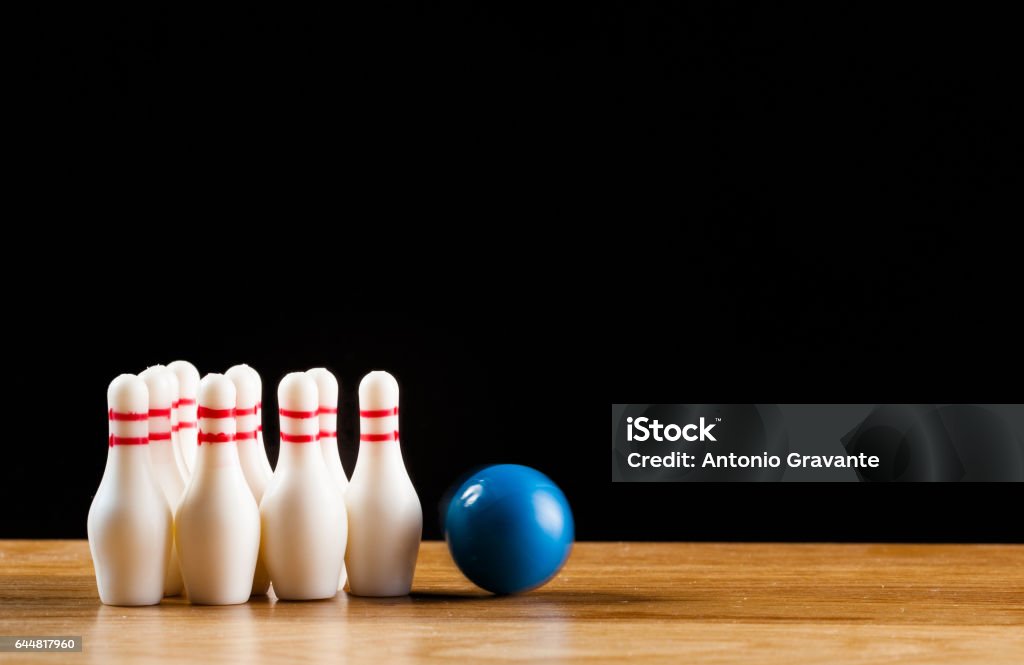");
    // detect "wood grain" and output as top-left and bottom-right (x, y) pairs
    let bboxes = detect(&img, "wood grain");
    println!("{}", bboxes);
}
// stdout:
(0, 541), (1021, 664)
